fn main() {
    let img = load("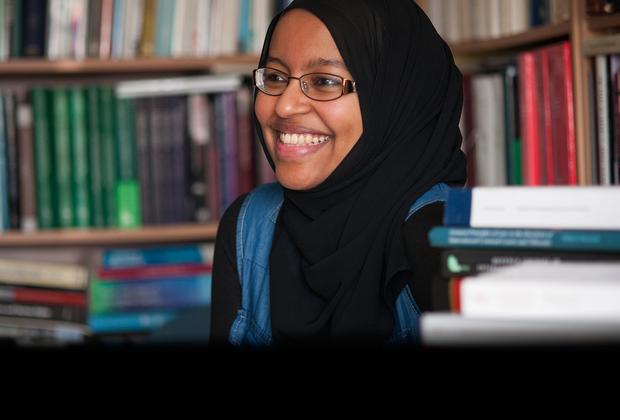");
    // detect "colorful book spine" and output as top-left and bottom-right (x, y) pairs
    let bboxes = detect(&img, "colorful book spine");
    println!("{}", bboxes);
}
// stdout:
(88, 309), (178, 334)
(429, 226), (620, 252)
(102, 245), (206, 268)
(89, 274), (212, 314)
(51, 88), (74, 228)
